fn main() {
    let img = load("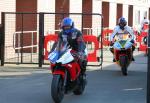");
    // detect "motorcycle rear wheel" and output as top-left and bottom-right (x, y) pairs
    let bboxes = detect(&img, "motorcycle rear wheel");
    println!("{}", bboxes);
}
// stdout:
(51, 75), (64, 103)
